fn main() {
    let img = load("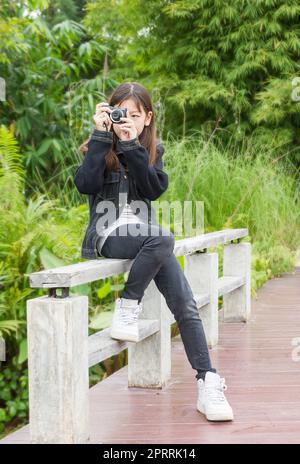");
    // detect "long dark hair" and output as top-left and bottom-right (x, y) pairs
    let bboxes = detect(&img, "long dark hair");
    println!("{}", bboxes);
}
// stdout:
(79, 82), (159, 172)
